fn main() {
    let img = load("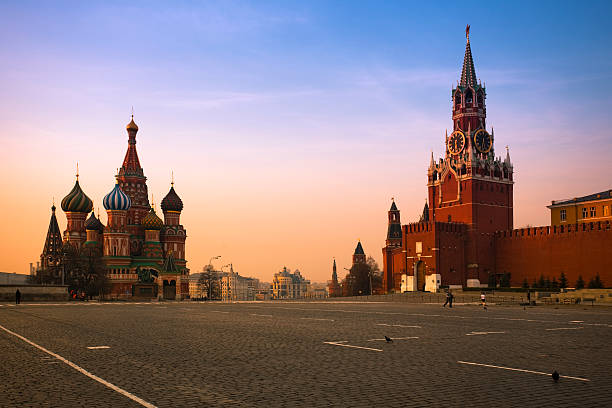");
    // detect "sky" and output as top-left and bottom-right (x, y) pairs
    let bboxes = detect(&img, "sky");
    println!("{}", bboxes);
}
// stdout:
(1, 1), (611, 282)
